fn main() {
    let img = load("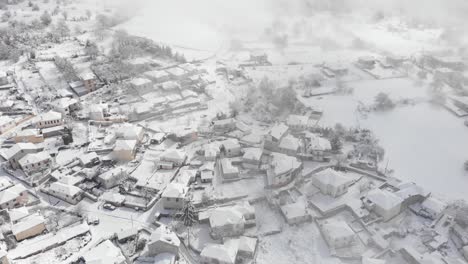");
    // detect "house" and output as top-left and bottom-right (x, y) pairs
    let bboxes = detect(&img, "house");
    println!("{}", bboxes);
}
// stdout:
(165, 67), (188, 80)
(11, 213), (46, 241)
(8, 207), (31, 224)
(161, 183), (189, 210)
(200, 242), (238, 264)
(47, 182), (83, 204)
(323, 63), (348, 76)
(116, 227), (139, 243)
(113, 139), (137, 161)
(220, 158), (239, 181)
(97, 167), (127, 189)
(250, 51), (268, 64)
(358, 56), (376, 69)
(280, 201), (311, 225)
(5, 143), (42, 170)
(242, 148), (263, 169)
(130, 78), (153, 94)
(52, 97), (80, 115)
(88, 103), (108, 121)
(148, 226), (180, 257)
(386, 55), (406, 67)
(306, 132), (332, 157)
(237, 236), (257, 259)
(204, 144), (220, 161)
(363, 189), (403, 221)
(278, 134), (300, 155)
(0, 249), (9, 264)
(79, 71), (97, 93)
(264, 123), (289, 151)
(266, 153), (302, 188)
(320, 219), (357, 249)
(82, 240), (126, 264)
(0, 184), (28, 209)
(143, 70), (170, 83)
(78, 152), (100, 167)
(213, 118), (236, 132)
(0, 71), (8, 85)
(419, 196), (447, 220)
(160, 149), (187, 167)
(151, 133), (167, 145)
(395, 182), (430, 207)
(221, 139), (242, 157)
(209, 207), (245, 239)
(0, 116), (15, 134)
(160, 81), (180, 91)
(116, 123), (145, 143)
(13, 129), (44, 143)
(199, 162), (215, 183)
(69, 81), (87, 96)
(18, 151), (52, 176)
(42, 125), (66, 138)
(286, 115), (310, 131)
(312, 168), (350, 197)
